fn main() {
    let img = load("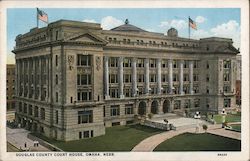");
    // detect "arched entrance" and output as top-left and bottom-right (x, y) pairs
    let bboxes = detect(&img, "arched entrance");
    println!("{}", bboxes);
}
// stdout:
(163, 100), (171, 113)
(151, 100), (158, 114)
(138, 101), (146, 115)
